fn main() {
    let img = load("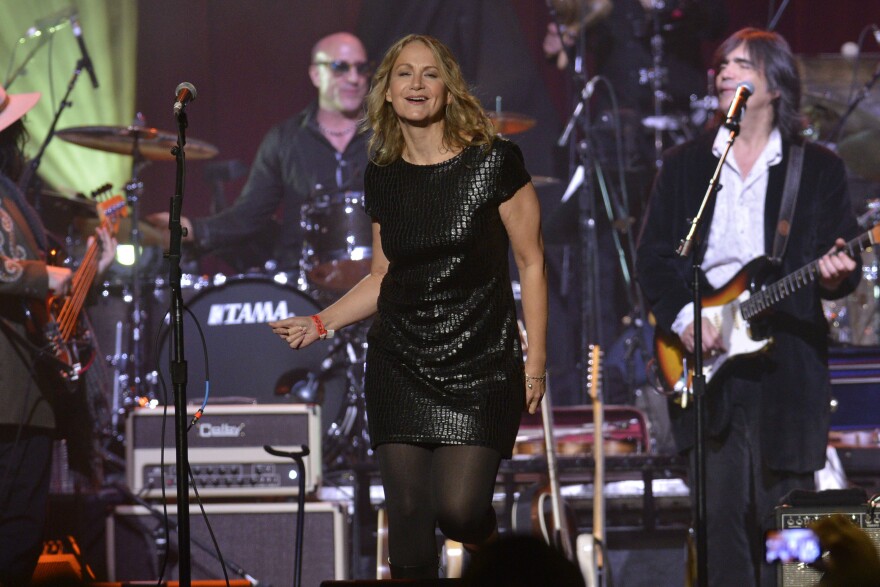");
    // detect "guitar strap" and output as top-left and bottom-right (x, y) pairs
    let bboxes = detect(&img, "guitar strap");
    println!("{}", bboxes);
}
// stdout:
(769, 144), (804, 265)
